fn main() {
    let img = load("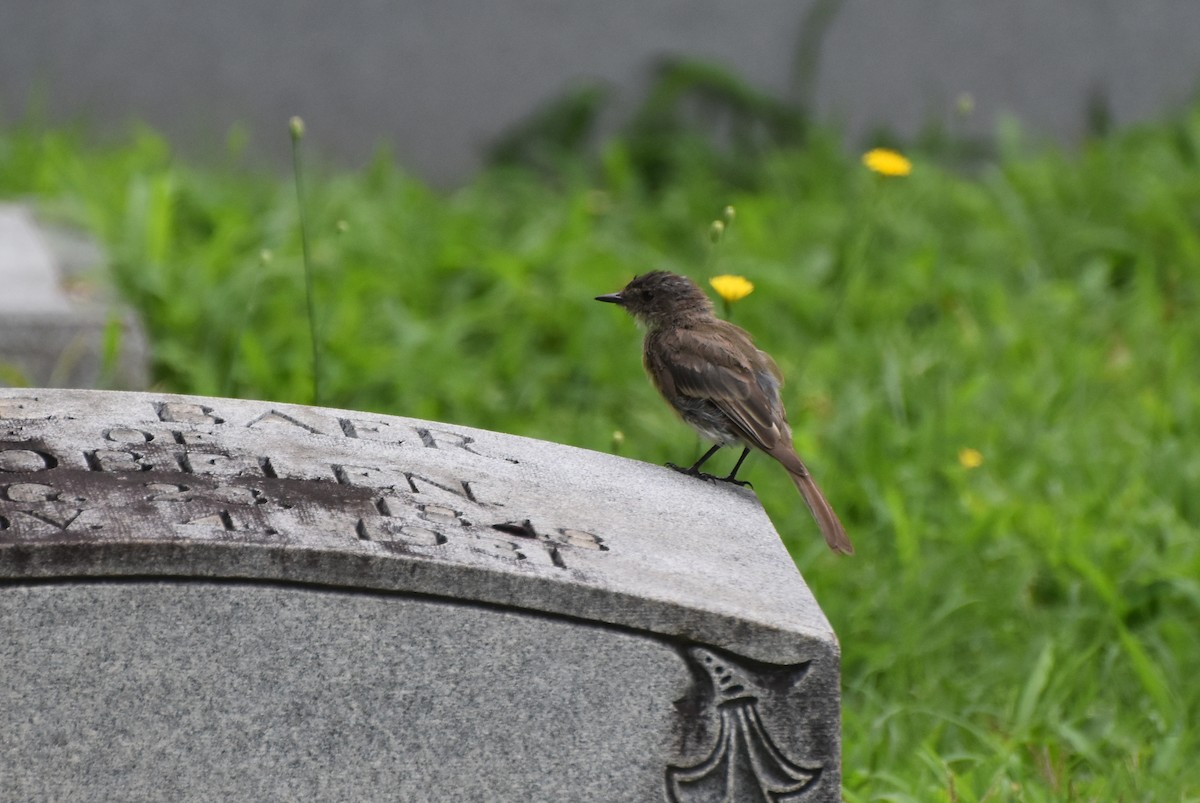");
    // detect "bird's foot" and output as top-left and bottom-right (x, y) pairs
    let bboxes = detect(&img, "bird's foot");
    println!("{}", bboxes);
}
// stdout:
(665, 462), (723, 482)
(717, 474), (753, 488)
